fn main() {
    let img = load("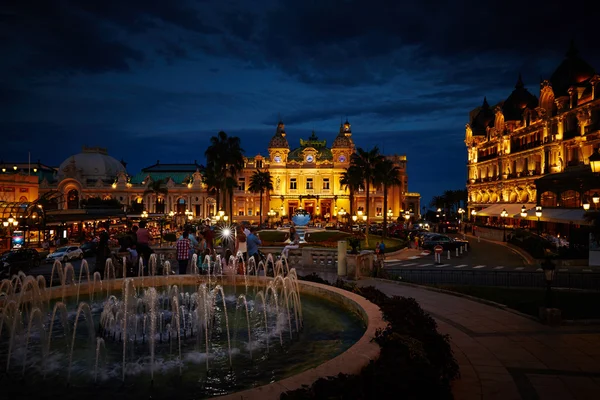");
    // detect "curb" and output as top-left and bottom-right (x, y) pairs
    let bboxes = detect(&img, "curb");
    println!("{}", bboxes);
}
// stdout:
(367, 277), (541, 323)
